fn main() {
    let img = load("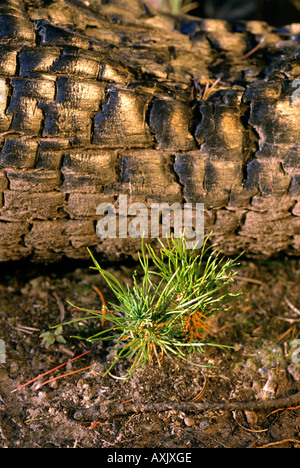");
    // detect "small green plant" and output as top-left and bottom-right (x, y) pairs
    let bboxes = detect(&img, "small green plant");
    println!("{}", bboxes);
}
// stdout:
(40, 325), (66, 348)
(62, 235), (244, 379)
